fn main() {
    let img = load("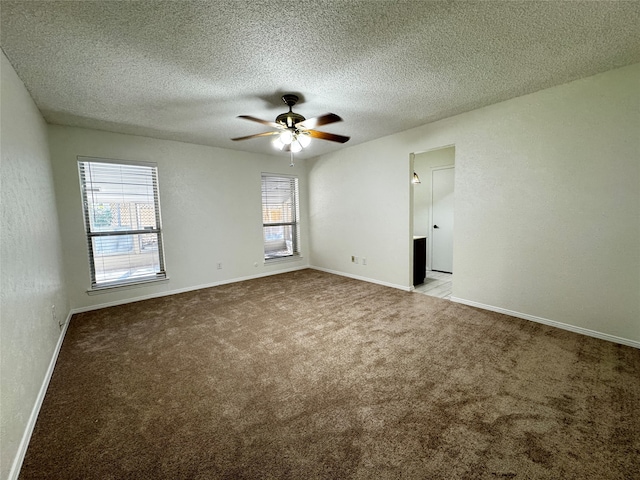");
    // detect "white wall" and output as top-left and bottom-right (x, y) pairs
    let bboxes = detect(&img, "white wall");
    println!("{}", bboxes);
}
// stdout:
(308, 137), (412, 289)
(309, 63), (640, 345)
(48, 126), (309, 310)
(0, 52), (70, 480)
